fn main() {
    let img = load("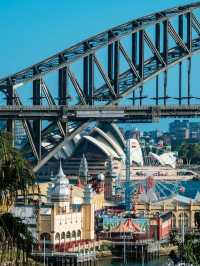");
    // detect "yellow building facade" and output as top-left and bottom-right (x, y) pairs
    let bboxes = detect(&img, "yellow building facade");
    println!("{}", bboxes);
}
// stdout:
(134, 194), (200, 231)
(37, 162), (95, 250)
